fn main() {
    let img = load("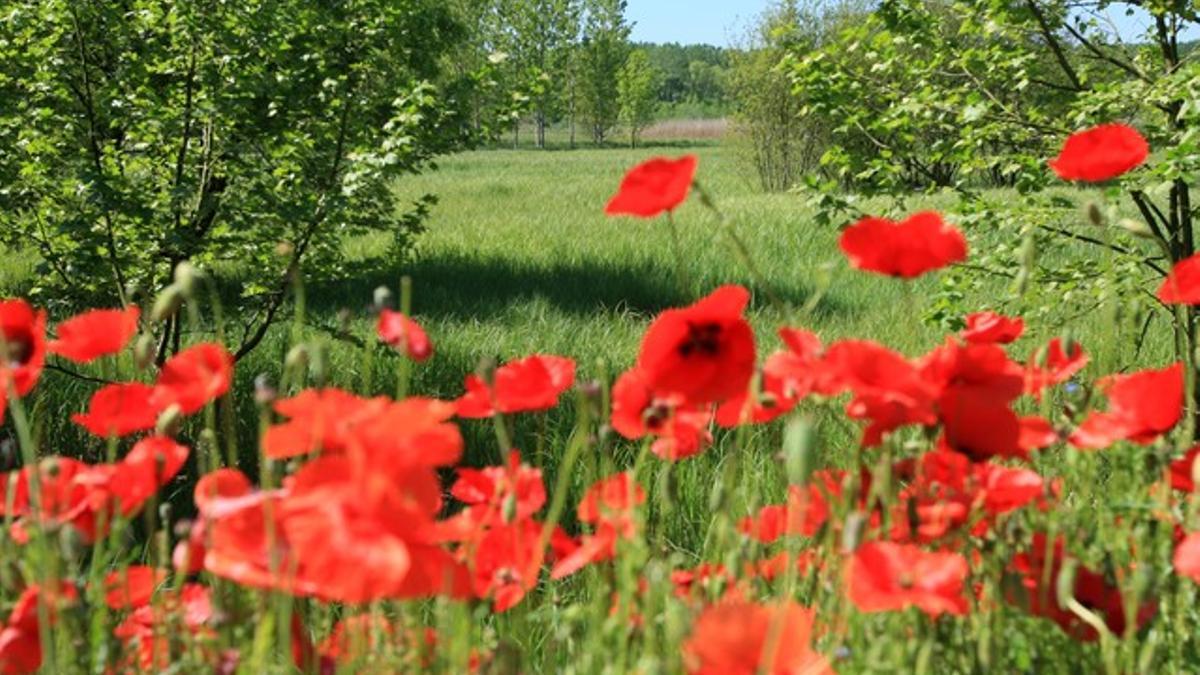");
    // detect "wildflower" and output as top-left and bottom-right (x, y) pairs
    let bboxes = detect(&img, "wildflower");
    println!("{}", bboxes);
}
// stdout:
(605, 155), (699, 218)
(151, 343), (233, 415)
(637, 285), (756, 406)
(611, 367), (712, 460)
(838, 212), (967, 279)
(960, 311), (1024, 345)
(683, 600), (833, 675)
(845, 541), (969, 617)
(47, 307), (139, 363)
(1157, 253), (1200, 305)
(377, 310), (433, 361)
(1009, 534), (1157, 641)
(72, 383), (162, 438)
(455, 355), (576, 418)
(1069, 363), (1183, 449)
(0, 300), (47, 420)
(1049, 124), (1148, 182)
